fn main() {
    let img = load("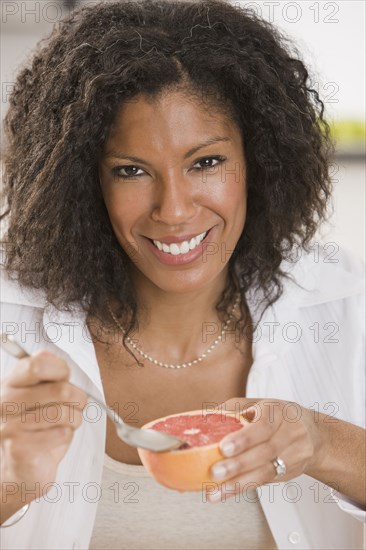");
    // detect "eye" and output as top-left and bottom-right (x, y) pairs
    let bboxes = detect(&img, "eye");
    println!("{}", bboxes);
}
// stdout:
(193, 155), (226, 171)
(112, 165), (144, 179)
(111, 155), (226, 180)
